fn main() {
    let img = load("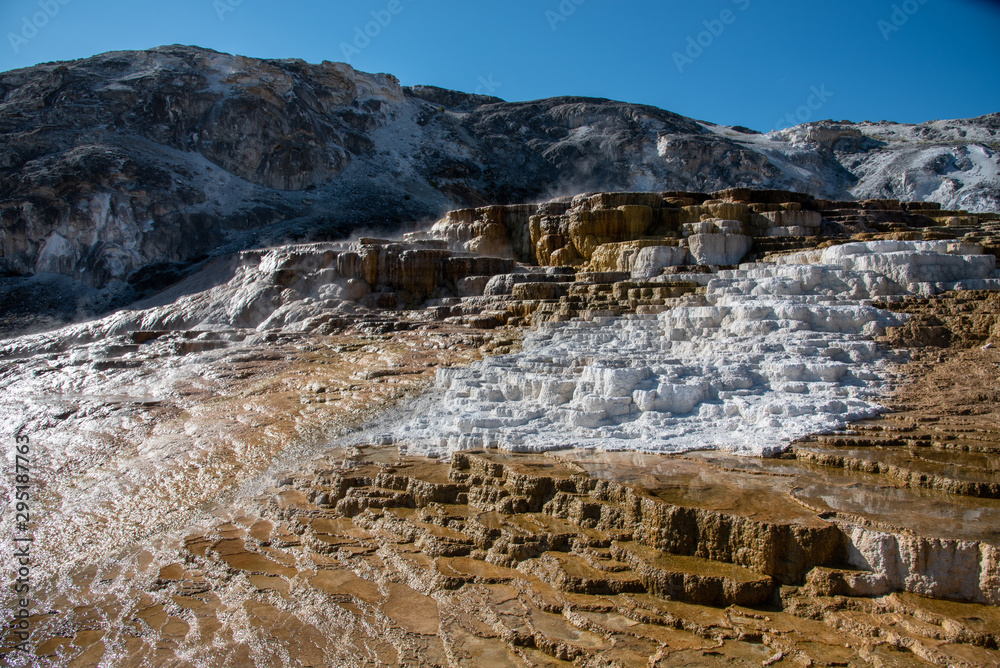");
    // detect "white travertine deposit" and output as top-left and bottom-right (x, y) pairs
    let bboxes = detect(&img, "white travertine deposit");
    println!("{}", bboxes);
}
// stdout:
(392, 241), (999, 457)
